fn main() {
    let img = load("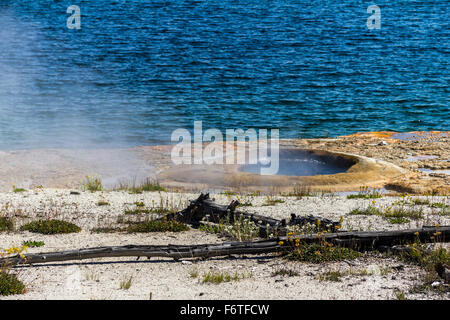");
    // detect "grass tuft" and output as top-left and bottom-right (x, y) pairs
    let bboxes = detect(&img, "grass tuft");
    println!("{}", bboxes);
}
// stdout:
(22, 240), (45, 248)
(126, 219), (189, 233)
(201, 271), (249, 284)
(285, 242), (361, 263)
(81, 175), (103, 192)
(119, 276), (133, 290)
(0, 272), (26, 296)
(0, 217), (14, 232)
(20, 220), (81, 234)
